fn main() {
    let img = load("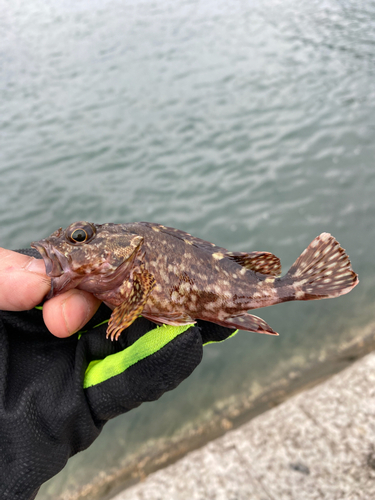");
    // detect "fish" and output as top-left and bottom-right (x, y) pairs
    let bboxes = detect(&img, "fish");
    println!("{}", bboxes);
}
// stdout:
(31, 221), (359, 341)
